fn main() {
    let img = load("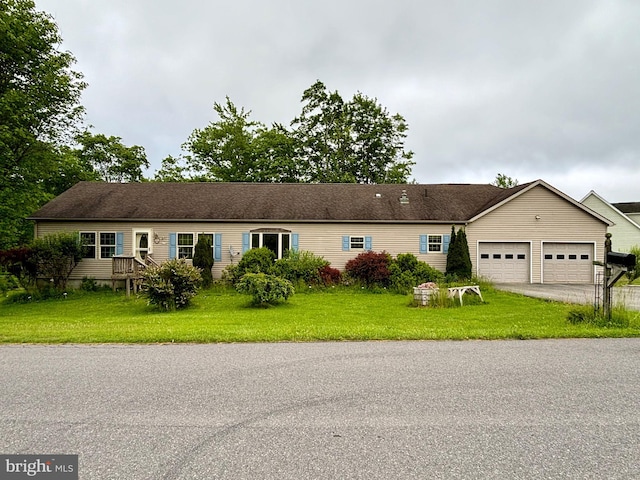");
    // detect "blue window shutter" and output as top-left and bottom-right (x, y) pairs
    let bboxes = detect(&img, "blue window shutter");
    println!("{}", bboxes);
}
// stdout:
(242, 233), (250, 253)
(419, 235), (427, 254)
(342, 236), (350, 251)
(292, 233), (299, 252)
(169, 233), (177, 259)
(365, 236), (372, 251)
(443, 234), (451, 254)
(116, 232), (124, 255)
(214, 233), (222, 262)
